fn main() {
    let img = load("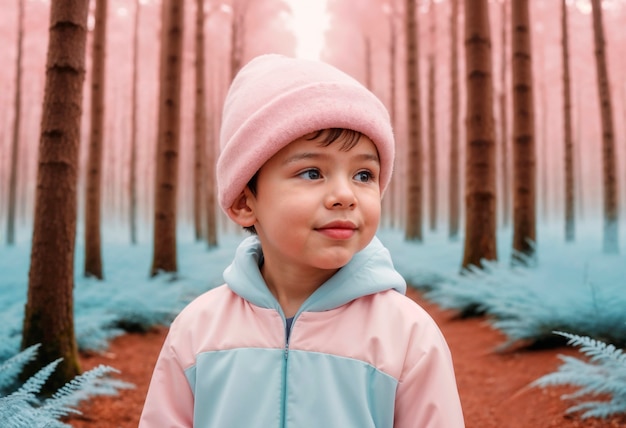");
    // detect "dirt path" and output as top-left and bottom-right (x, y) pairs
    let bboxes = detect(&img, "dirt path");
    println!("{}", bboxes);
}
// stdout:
(67, 289), (626, 427)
